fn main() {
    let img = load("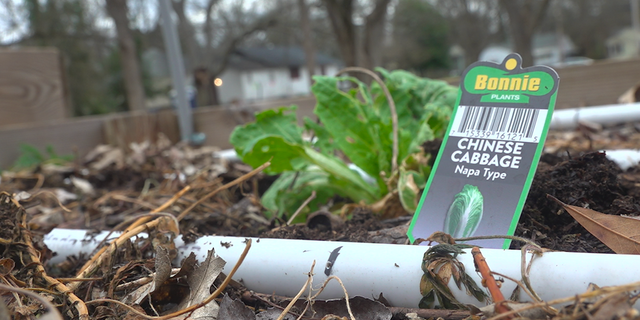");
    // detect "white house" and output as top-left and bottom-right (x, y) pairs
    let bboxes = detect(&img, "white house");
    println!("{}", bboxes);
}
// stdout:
(477, 33), (577, 67)
(606, 27), (640, 59)
(217, 47), (342, 104)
